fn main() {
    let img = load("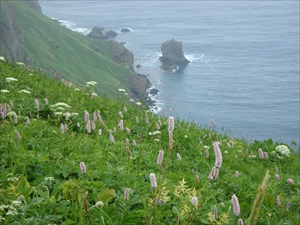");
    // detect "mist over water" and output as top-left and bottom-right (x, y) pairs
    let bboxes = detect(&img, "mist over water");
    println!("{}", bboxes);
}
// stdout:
(40, 1), (299, 145)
